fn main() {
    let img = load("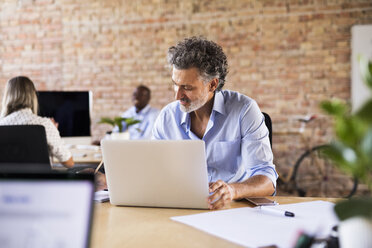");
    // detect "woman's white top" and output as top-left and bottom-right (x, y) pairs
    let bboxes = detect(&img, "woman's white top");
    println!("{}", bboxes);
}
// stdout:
(0, 108), (72, 162)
